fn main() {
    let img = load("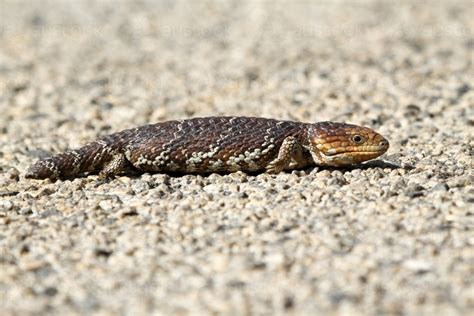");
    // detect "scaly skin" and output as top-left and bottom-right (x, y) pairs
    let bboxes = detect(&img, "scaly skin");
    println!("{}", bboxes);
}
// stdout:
(25, 116), (389, 180)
